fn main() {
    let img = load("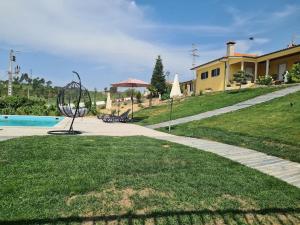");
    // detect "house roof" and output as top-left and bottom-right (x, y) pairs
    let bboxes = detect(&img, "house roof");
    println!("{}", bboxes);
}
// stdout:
(191, 44), (300, 70)
(191, 57), (226, 70)
(256, 44), (300, 58)
(180, 79), (194, 84)
(234, 52), (257, 57)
